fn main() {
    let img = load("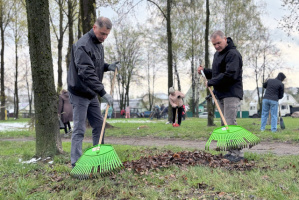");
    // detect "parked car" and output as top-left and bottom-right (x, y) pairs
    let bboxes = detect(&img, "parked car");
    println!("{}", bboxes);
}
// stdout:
(198, 112), (208, 118)
(143, 111), (152, 118)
